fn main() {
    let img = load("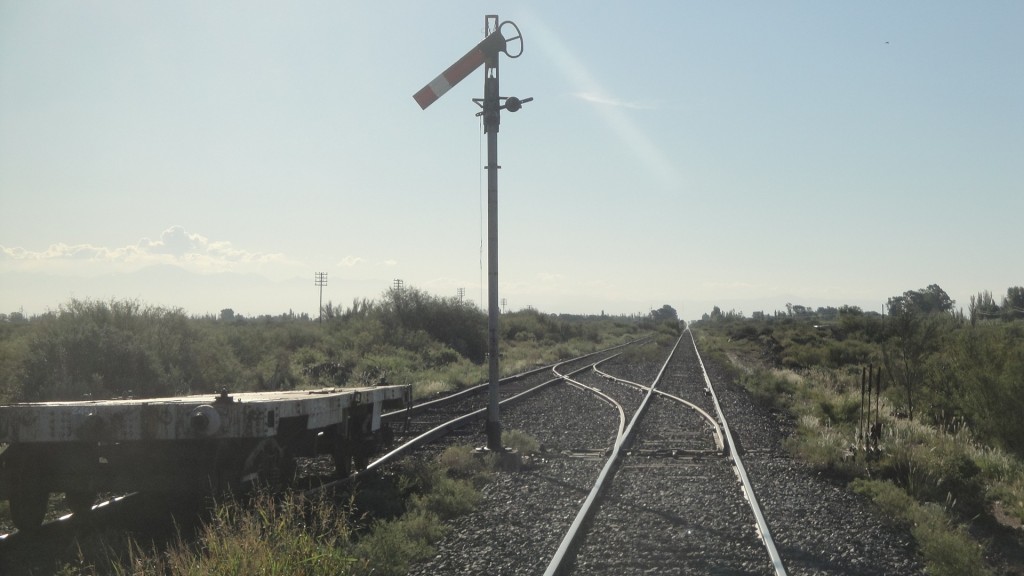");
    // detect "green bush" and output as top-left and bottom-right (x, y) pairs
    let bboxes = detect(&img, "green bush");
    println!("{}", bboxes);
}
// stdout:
(502, 429), (540, 456)
(61, 492), (361, 576)
(783, 414), (859, 478)
(880, 420), (985, 516)
(852, 479), (991, 576)
(18, 299), (205, 400)
(0, 326), (28, 402)
(619, 340), (666, 364)
(354, 509), (444, 576)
